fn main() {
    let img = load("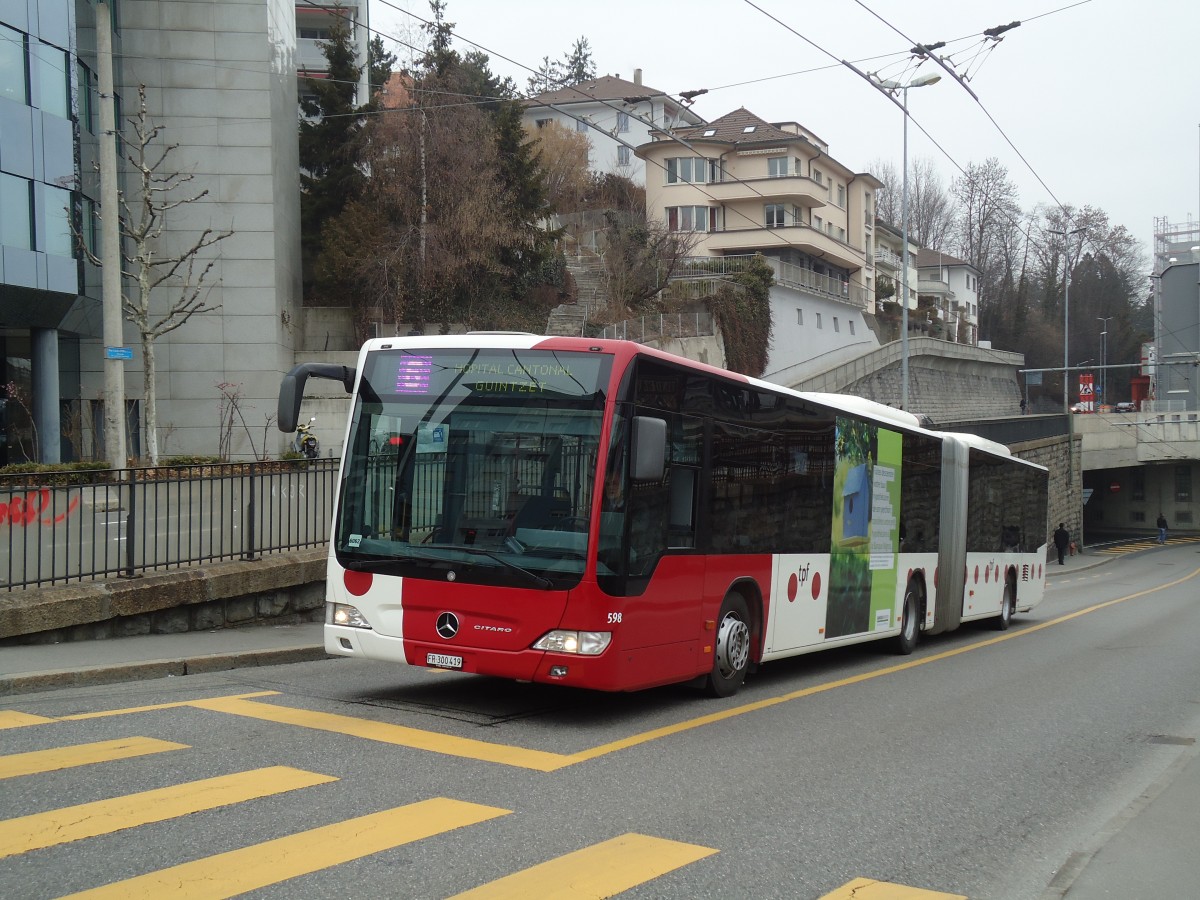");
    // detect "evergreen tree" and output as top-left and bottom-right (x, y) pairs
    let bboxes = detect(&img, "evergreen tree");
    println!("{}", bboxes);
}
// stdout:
(367, 35), (397, 101)
(560, 37), (596, 84)
(299, 4), (363, 303)
(526, 36), (596, 95)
